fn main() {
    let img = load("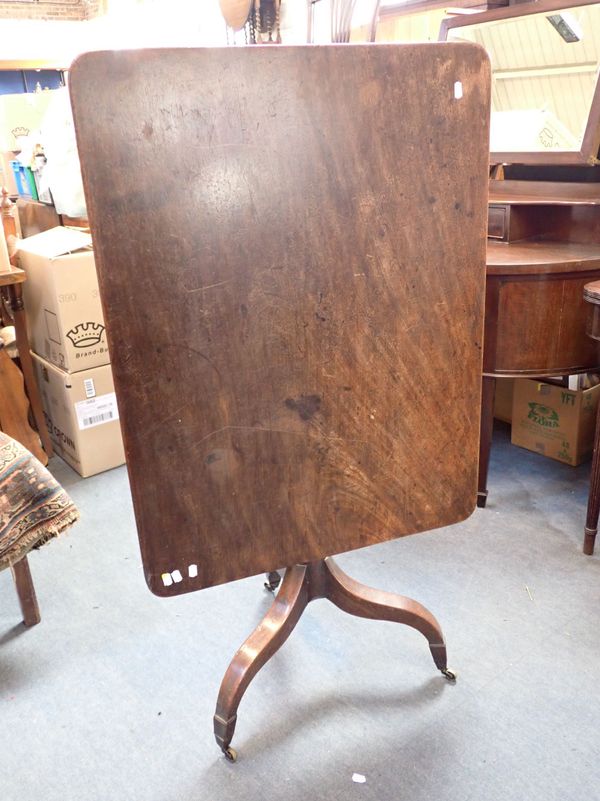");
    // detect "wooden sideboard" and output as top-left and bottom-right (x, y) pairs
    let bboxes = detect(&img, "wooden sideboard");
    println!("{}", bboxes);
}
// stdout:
(478, 181), (600, 507)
